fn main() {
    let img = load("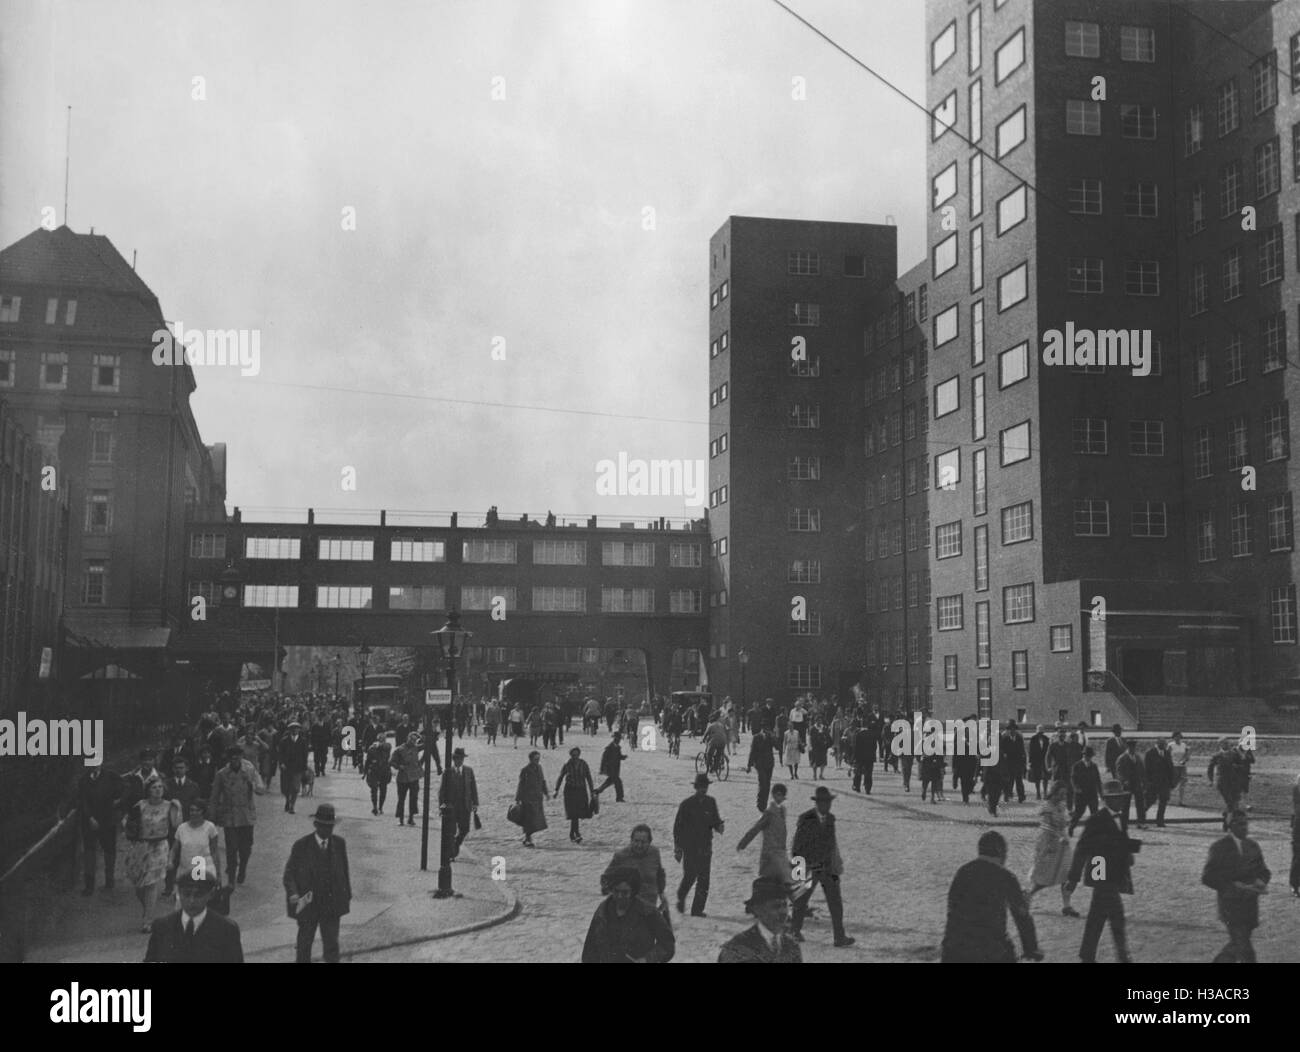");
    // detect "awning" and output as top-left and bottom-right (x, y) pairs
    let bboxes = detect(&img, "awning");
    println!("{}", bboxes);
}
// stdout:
(65, 618), (171, 650)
